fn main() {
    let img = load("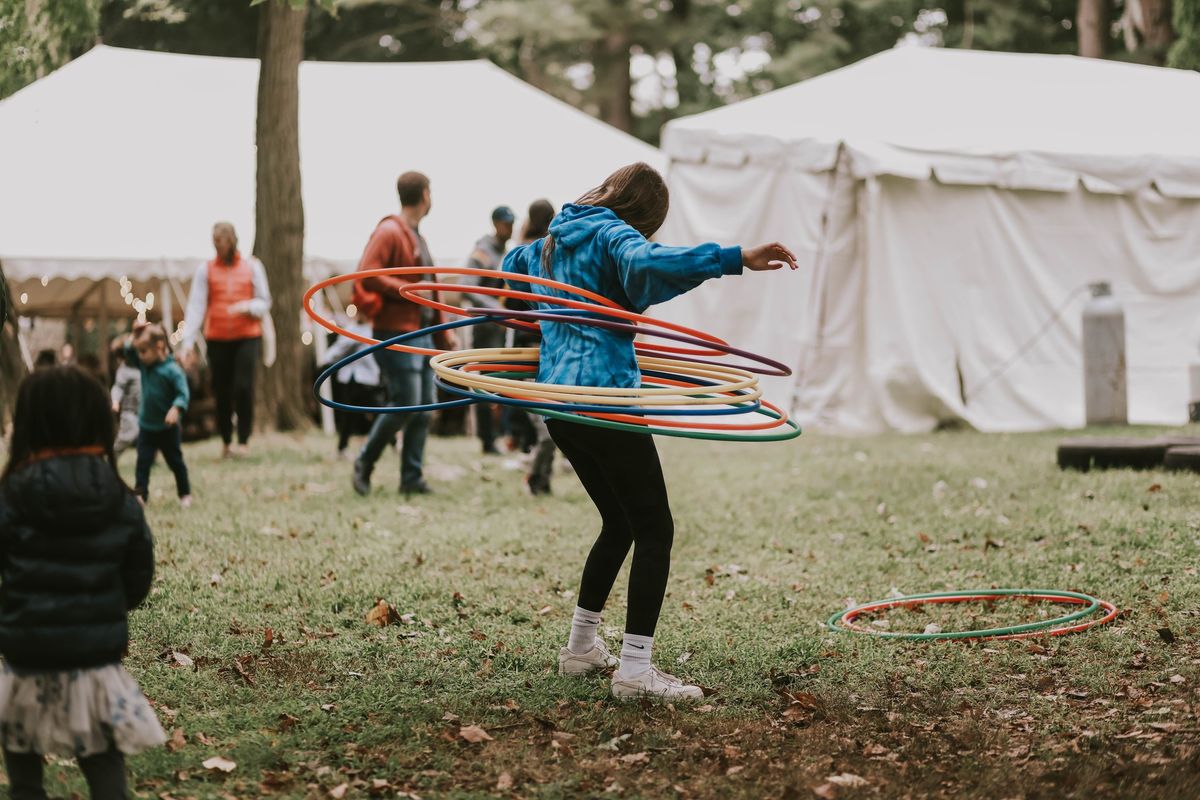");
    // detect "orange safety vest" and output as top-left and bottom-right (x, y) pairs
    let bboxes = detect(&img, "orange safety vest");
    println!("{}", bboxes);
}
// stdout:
(203, 252), (262, 342)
